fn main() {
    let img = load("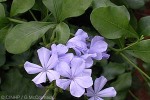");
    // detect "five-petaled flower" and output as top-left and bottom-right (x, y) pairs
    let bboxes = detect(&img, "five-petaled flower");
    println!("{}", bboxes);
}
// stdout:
(56, 57), (93, 97)
(24, 47), (60, 84)
(86, 76), (117, 100)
